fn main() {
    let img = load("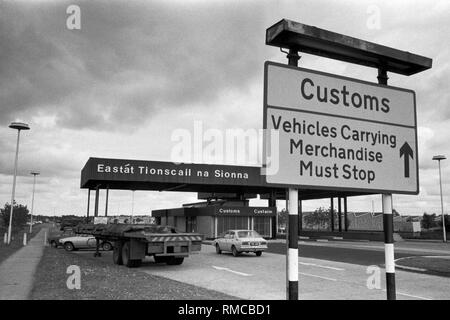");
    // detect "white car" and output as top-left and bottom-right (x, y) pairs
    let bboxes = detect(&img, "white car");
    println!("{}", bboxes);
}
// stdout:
(59, 234), (113, 252)
(213, 230), (268, 257)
